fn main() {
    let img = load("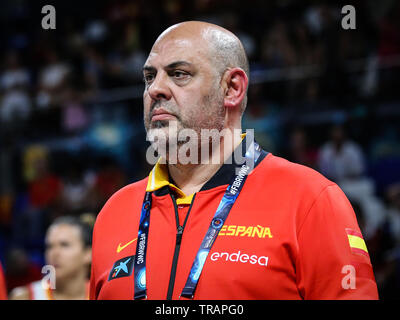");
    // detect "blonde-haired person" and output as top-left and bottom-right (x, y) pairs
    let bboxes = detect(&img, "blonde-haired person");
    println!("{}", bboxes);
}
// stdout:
(9, 214), (93, 300)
